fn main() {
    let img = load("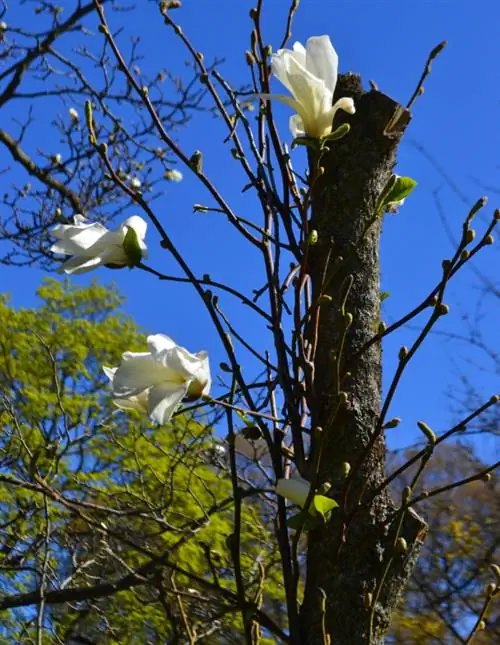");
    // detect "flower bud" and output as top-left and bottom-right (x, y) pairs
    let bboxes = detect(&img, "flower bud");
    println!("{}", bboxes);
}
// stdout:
(395, 537), (408, 554)
(485, 234), (494, 245)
